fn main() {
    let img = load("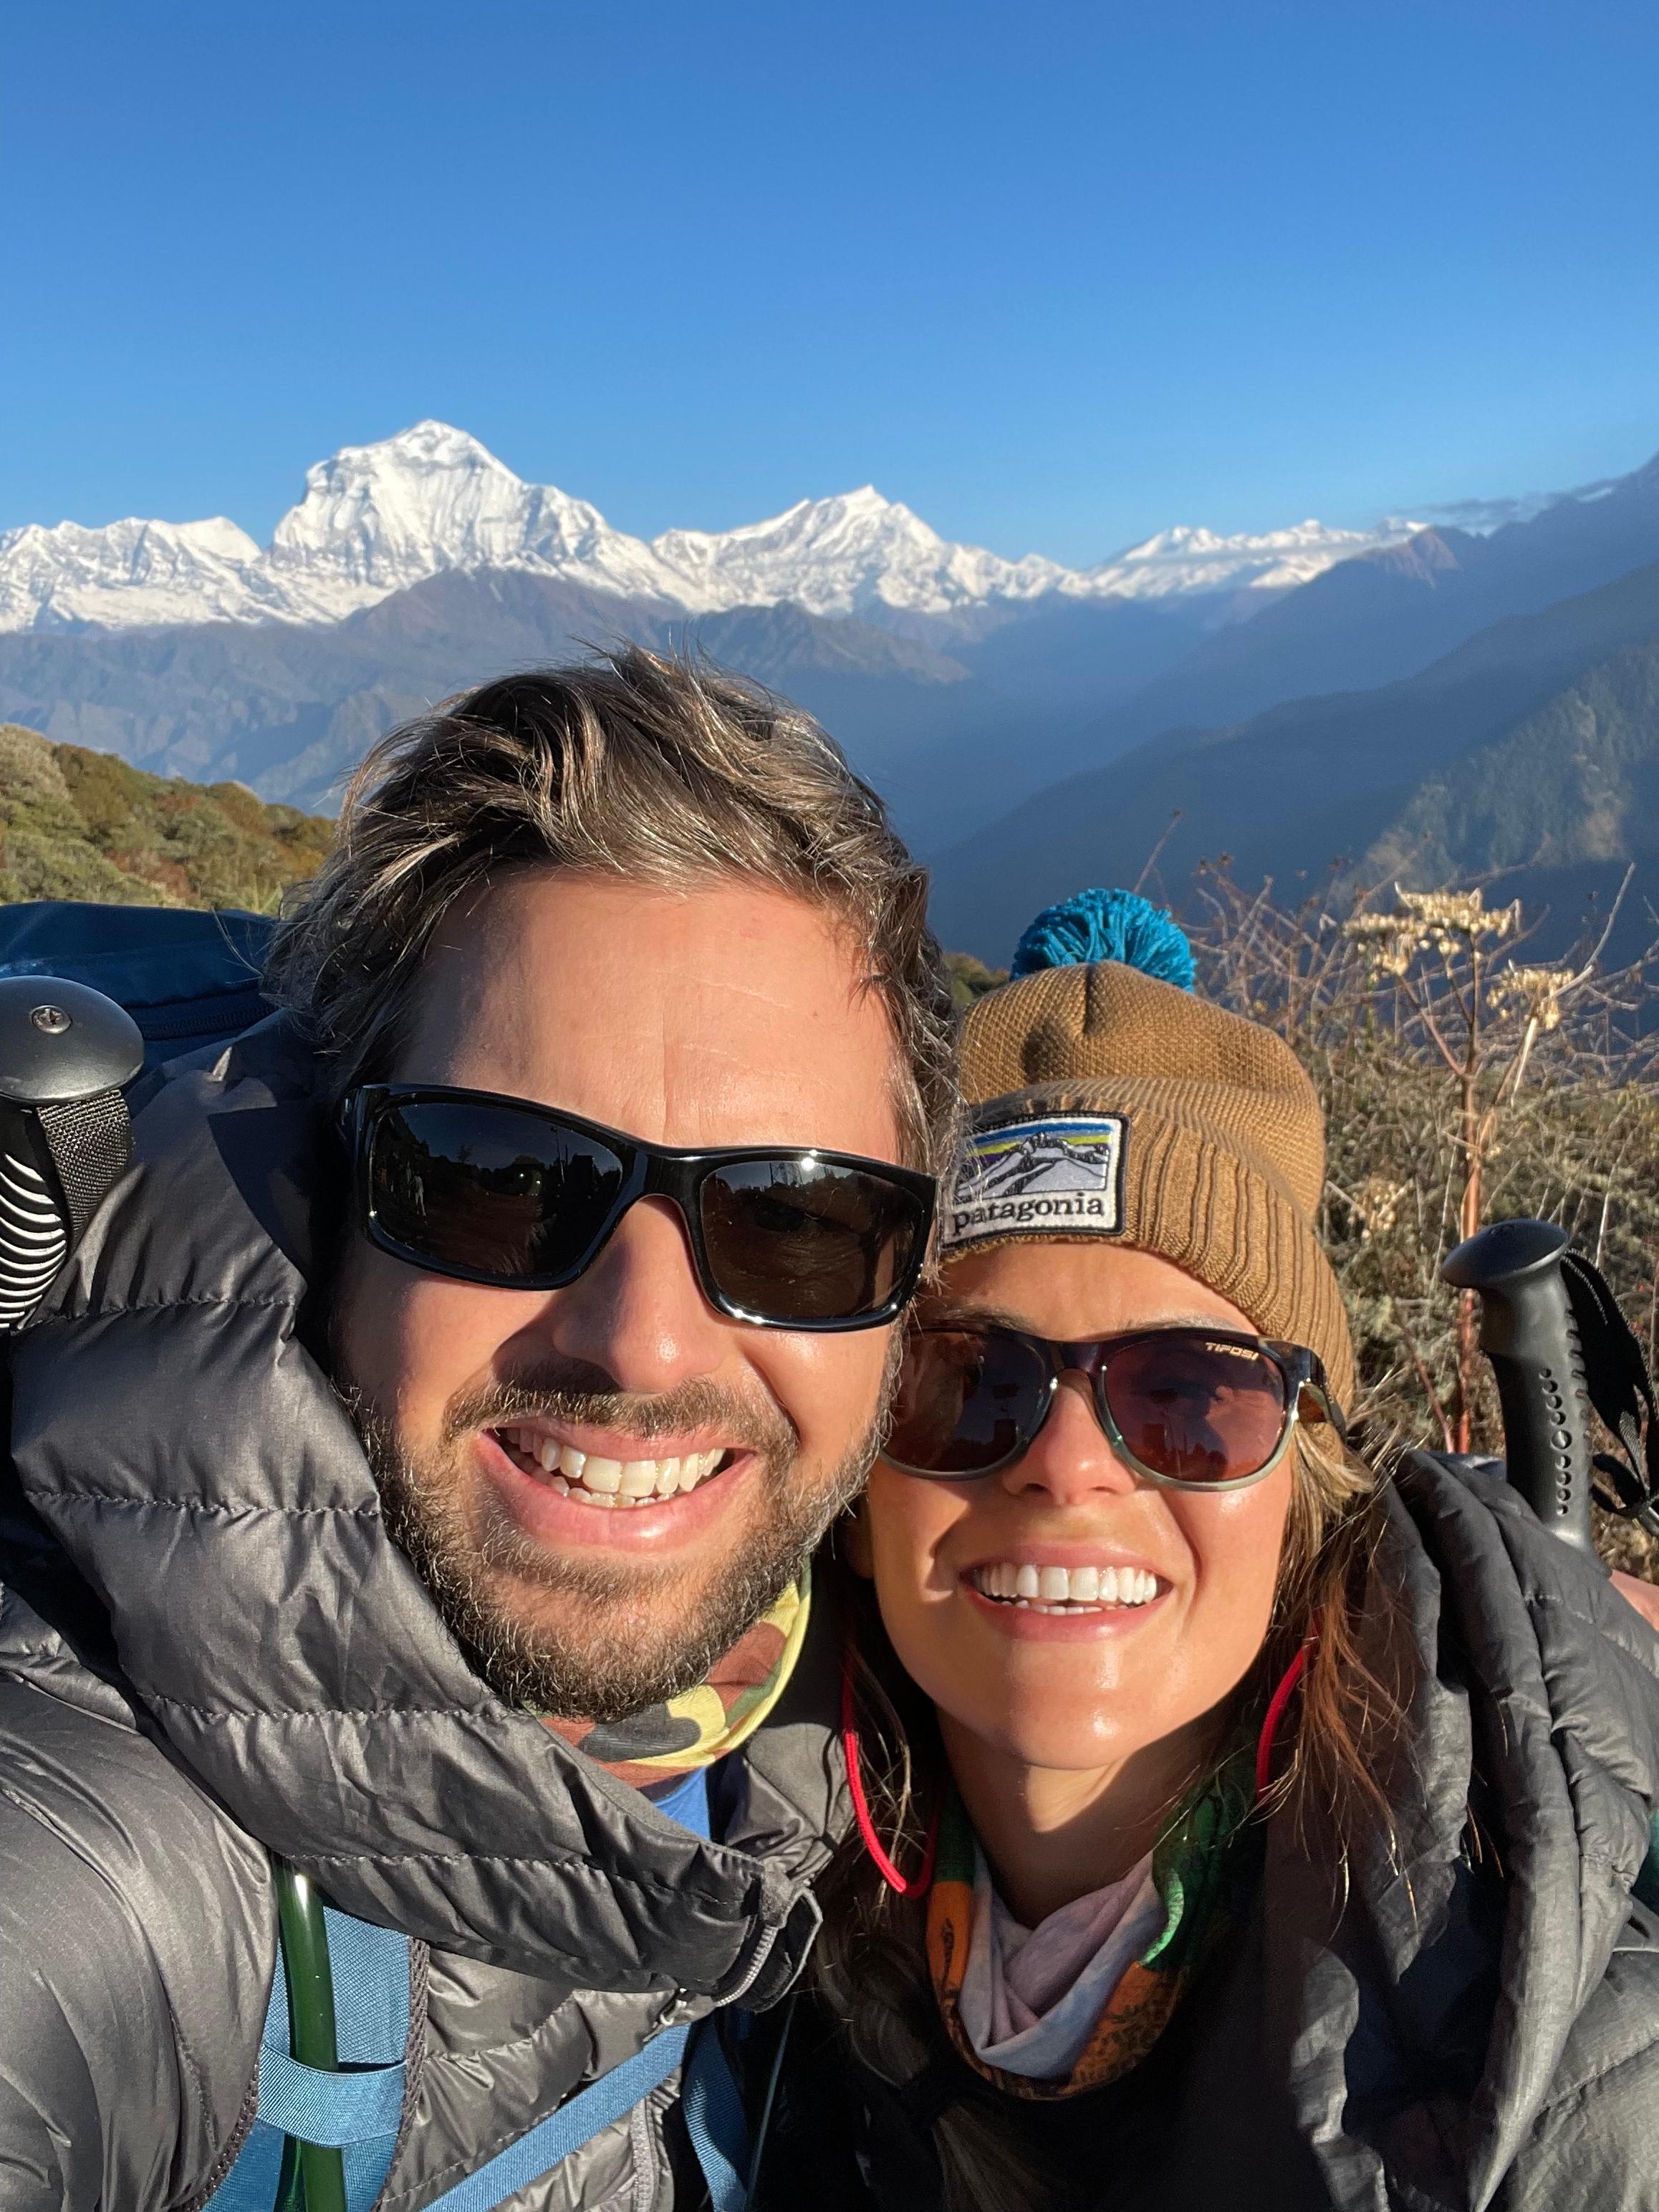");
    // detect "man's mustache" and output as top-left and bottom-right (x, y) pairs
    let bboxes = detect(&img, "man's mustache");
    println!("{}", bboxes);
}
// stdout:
(441, 1362), (797, 1460)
